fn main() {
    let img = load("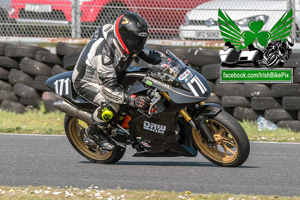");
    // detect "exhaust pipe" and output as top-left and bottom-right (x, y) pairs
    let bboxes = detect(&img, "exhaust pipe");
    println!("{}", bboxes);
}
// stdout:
(54, 100), (92, 124)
